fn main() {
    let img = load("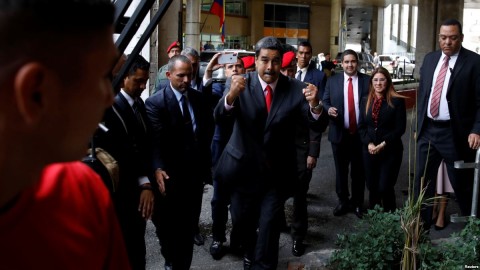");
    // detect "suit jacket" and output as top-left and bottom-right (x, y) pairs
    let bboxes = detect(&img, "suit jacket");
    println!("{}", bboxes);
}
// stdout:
(323, 72), (370, 144)
(213, 72), (328, 193)
(96, 92), (151, 198)
(296, 66), (326, 163)
(417, 47), (480, 160)
(358, 96), (406, 147)
(145, 85), (214, 184)
(303, 65), (327, 98)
